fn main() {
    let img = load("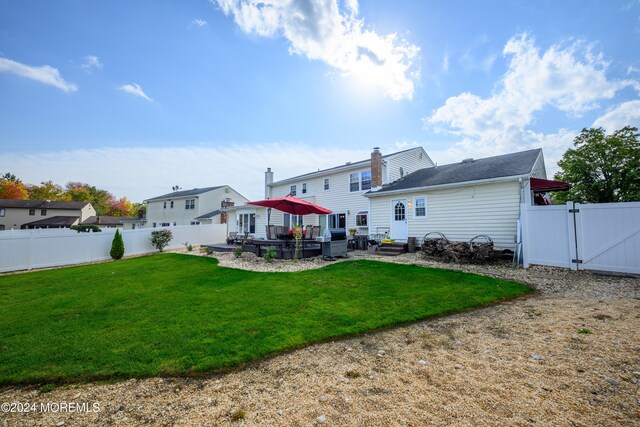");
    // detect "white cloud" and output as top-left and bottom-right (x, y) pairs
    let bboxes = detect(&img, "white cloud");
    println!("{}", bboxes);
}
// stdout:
(592, 100), (640, 131)
(425, 34), (639, 172)
(81, 55), (103, 72)
(118, 83), (153, 101)
(189, 18), (208, 28)
(0, 144), (374, 202)
(0, 57), (77, 92)
(214, 0), (420, 100)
